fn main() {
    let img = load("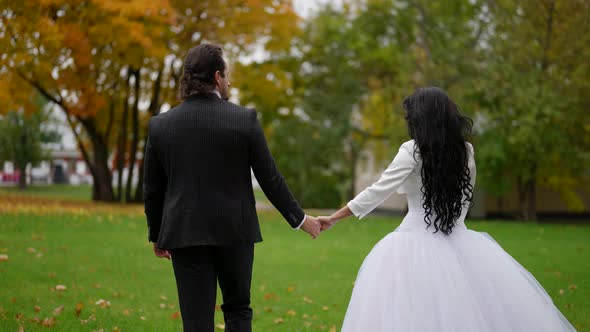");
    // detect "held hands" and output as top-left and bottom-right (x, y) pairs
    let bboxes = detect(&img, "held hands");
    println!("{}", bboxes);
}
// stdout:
(300, 215), (321, 239)
(300, 214), (339, 240)
(318, 216), (337, 232)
